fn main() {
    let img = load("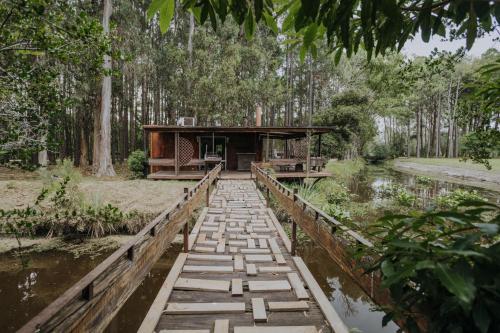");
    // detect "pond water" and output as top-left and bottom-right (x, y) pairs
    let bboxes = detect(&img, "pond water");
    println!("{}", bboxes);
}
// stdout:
(348, 165), (499, 206)
(1, 166), (498, 332)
